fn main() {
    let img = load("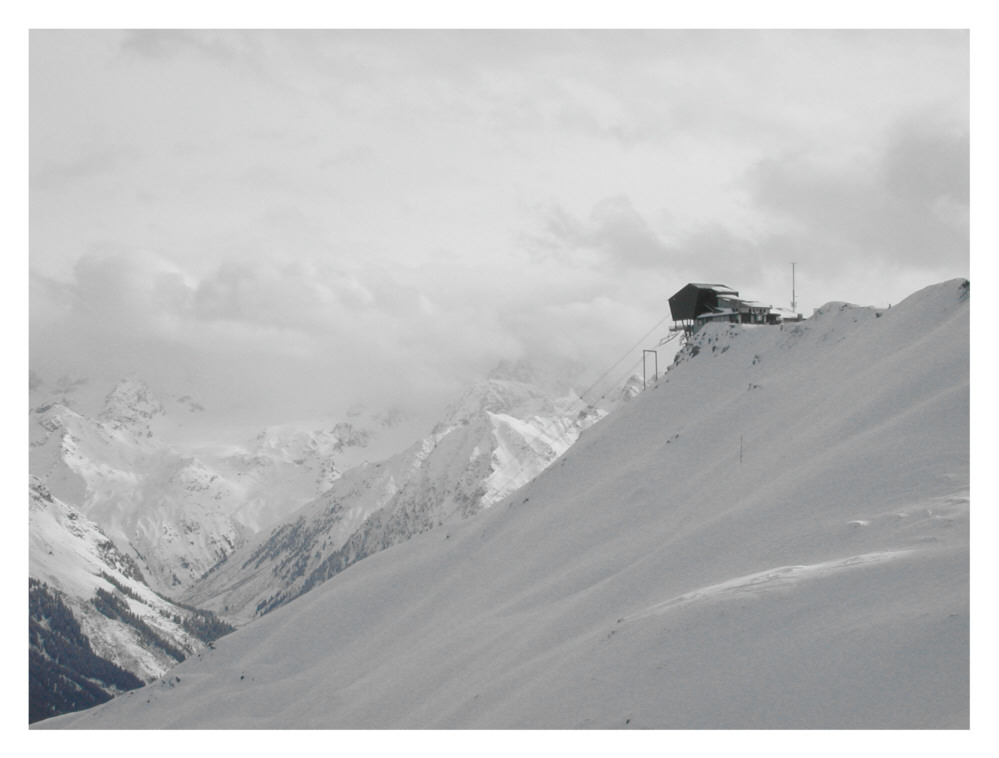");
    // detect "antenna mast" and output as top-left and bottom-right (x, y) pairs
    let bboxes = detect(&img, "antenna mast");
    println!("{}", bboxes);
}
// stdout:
(791, 262), (798, 314)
